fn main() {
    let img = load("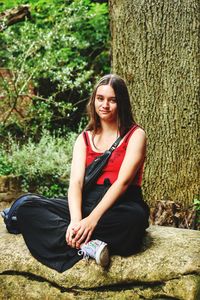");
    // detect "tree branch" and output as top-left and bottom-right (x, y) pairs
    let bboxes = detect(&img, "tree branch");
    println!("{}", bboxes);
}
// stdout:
(0, 5), (31, 31)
